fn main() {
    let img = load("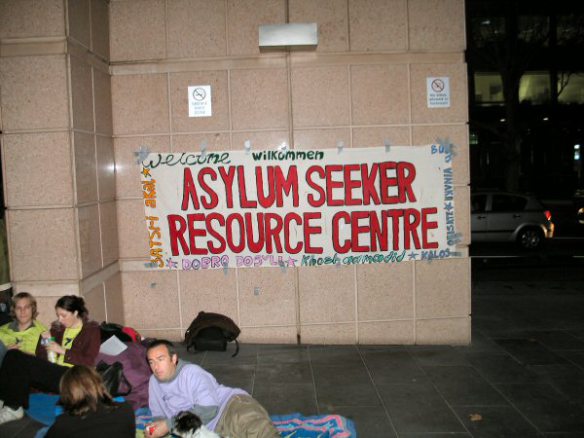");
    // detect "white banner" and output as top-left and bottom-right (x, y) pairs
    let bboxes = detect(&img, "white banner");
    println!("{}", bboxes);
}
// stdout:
(140, 146), (458, 270)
